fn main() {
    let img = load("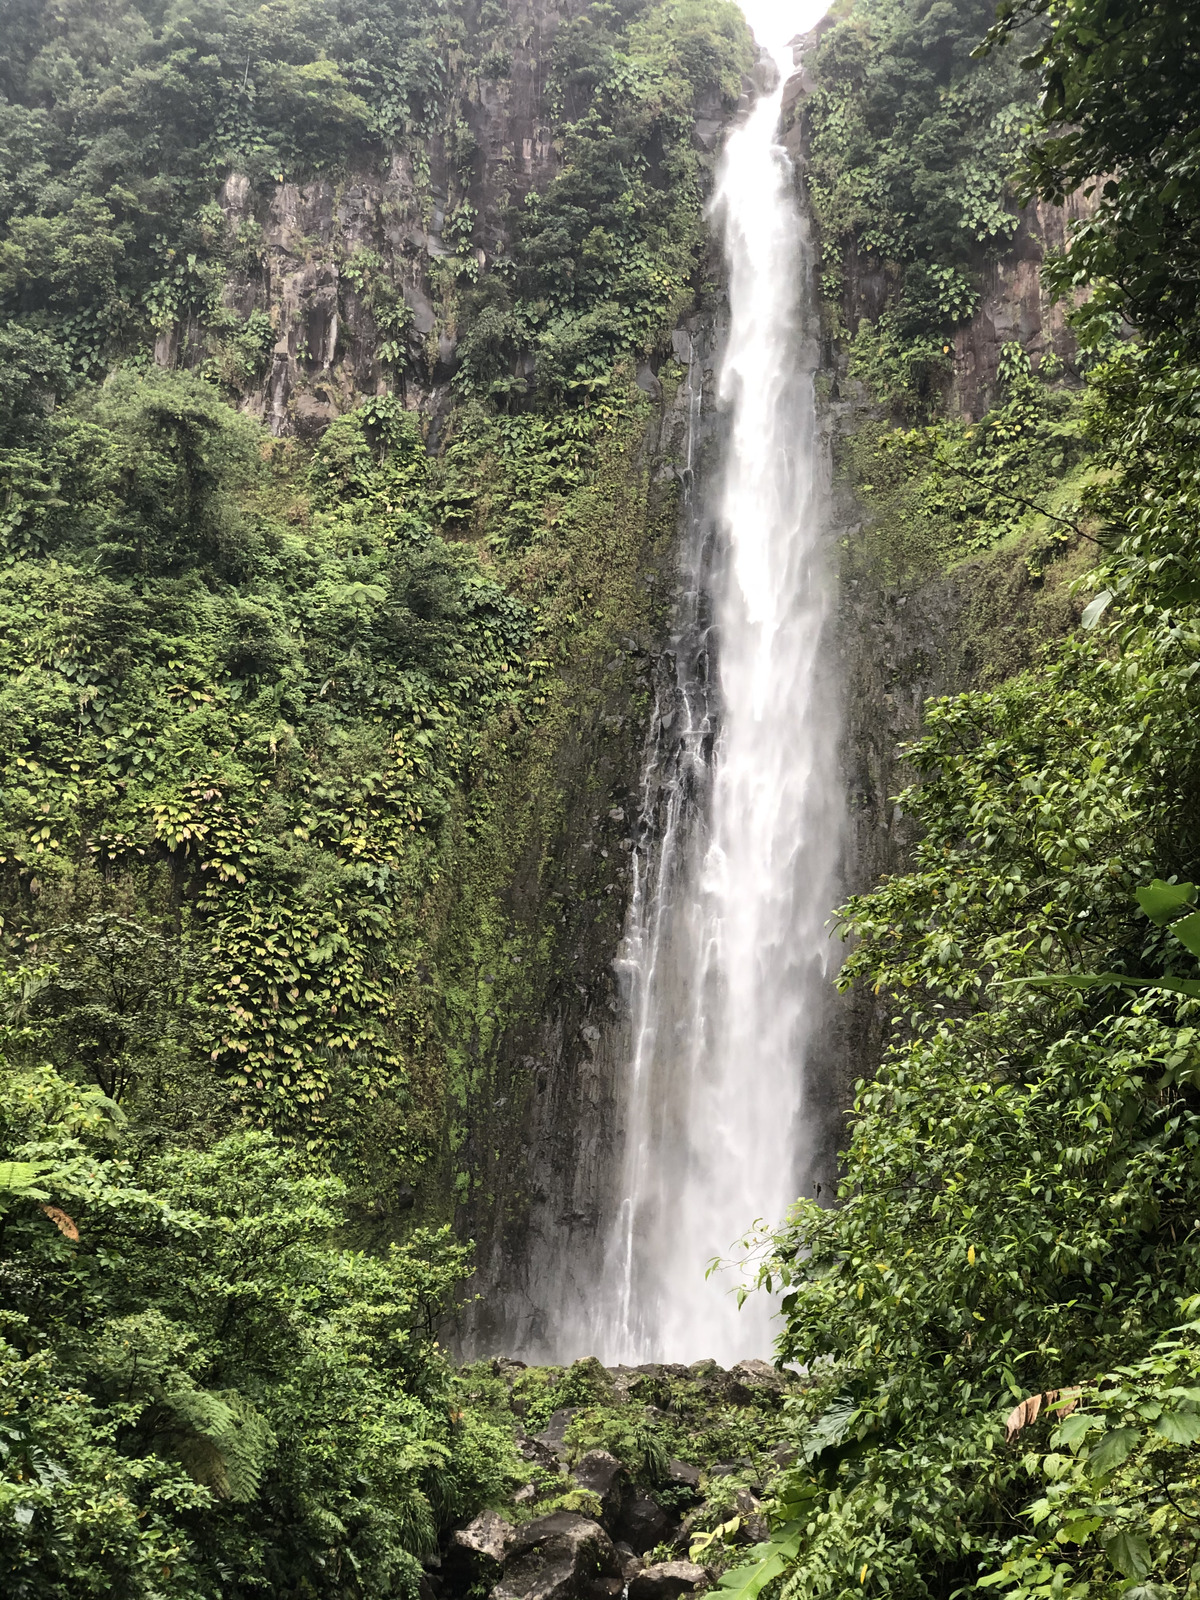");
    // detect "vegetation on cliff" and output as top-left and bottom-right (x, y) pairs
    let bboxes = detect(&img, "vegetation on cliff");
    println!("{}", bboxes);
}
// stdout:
(0, 0), (751, 1590)
(742, 5), (1200, 1600)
